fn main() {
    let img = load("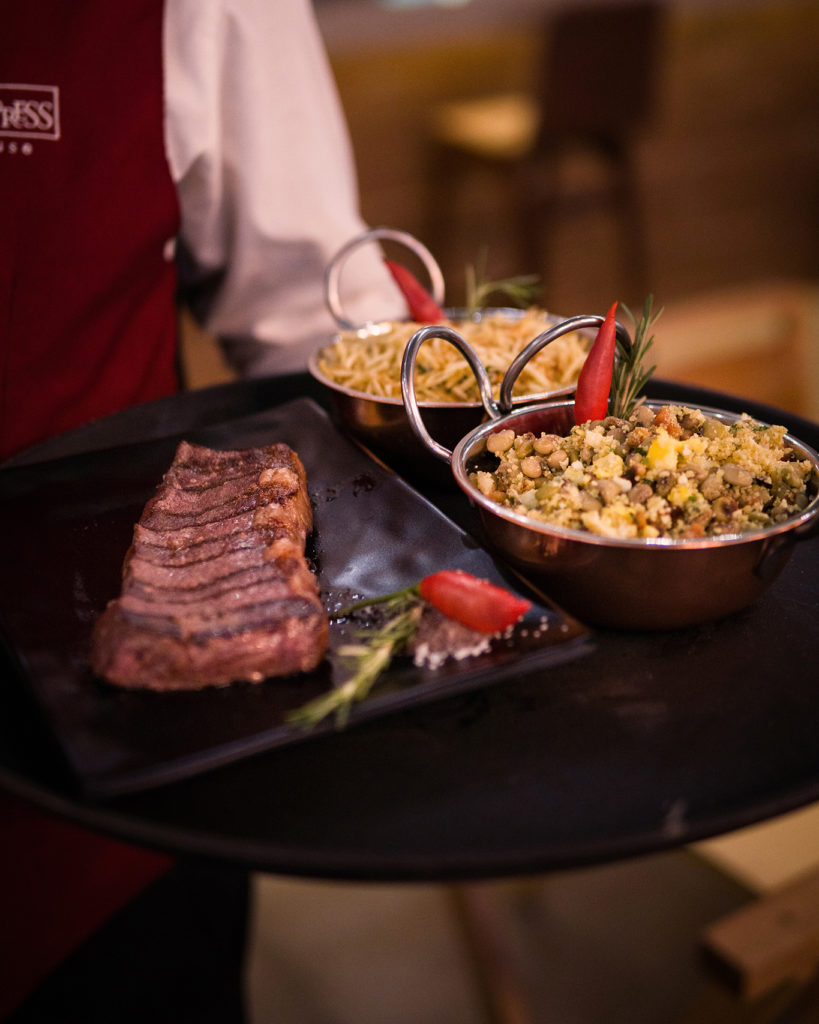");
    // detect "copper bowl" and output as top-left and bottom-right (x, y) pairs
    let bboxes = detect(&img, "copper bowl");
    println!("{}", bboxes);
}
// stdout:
(447, 401), (819, 629)
(399, 320), (819, 629)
